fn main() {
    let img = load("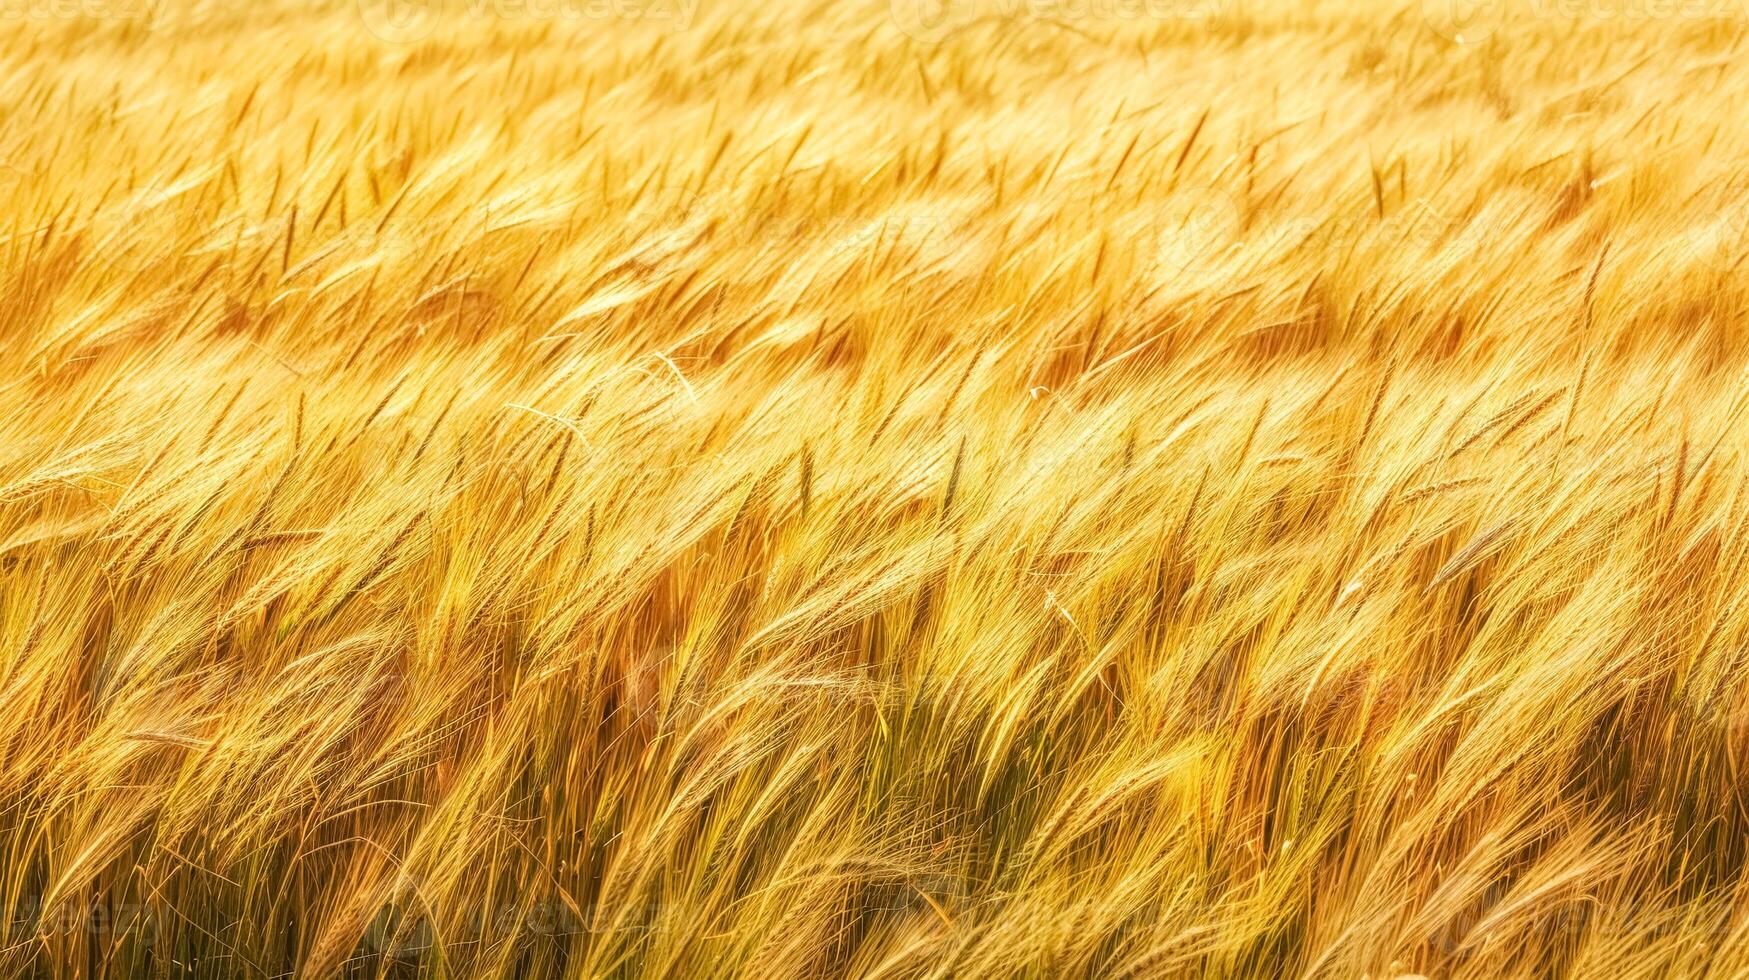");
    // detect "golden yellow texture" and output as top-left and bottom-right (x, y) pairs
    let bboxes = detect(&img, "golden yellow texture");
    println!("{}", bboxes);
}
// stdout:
(3, 0), (1749, 976)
